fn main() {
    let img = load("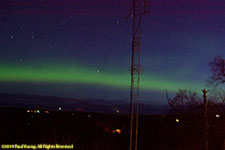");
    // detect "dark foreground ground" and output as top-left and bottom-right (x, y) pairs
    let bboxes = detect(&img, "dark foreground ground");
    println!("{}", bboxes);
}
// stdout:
(0, 107), (225, 150)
